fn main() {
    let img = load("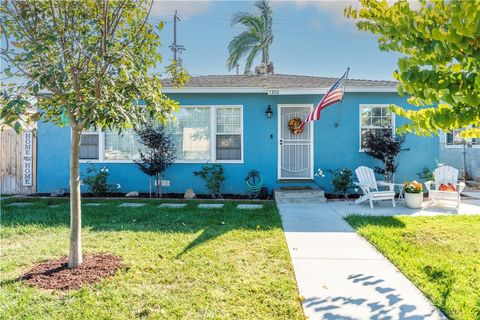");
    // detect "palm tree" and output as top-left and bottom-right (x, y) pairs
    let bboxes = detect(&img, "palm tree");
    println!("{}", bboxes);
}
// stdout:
(226, 0), (273, 74)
